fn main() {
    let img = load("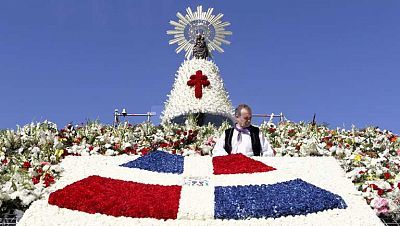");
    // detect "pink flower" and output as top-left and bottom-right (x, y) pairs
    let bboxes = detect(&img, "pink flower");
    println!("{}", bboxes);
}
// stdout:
(396, 149), (400, 156)
(374, 198), (389, 215)
(206, 137), (216, 145)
